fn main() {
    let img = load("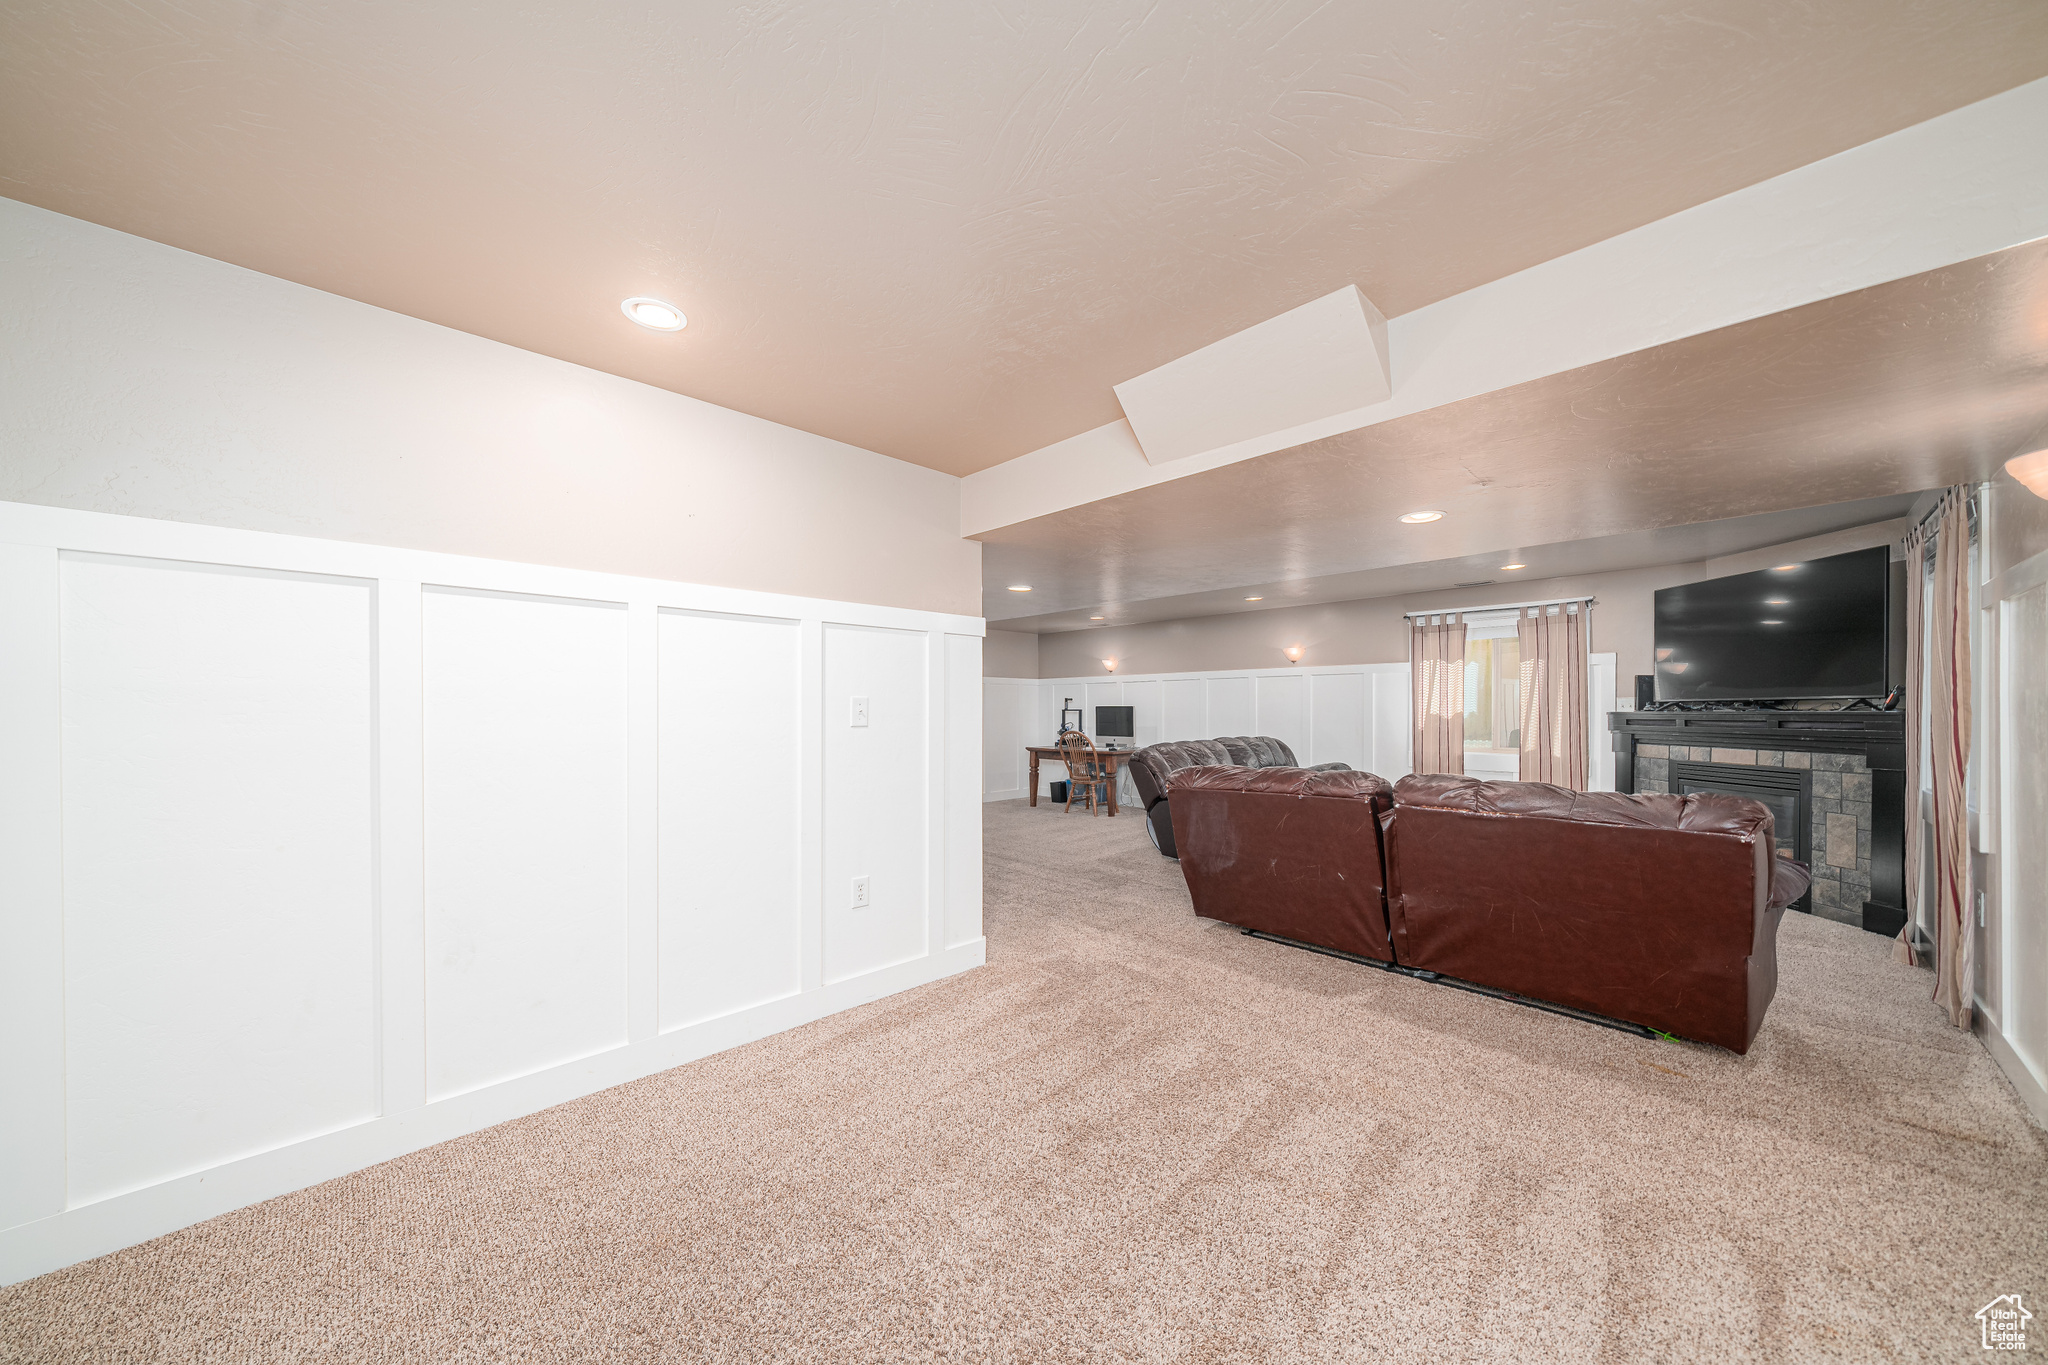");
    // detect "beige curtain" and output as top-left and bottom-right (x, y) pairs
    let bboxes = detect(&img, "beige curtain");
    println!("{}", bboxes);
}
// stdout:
(1897, 518), (1928, 967)
(1517, 602), (1589, 790)
(1410, 613), (1467, 776)
(1927, 493), (1974, 1028)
